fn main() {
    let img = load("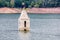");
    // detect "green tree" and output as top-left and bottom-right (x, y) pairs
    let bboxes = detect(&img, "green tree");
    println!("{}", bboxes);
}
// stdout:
(5, 2), (10, 7)
(10, 0), (15, 7)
